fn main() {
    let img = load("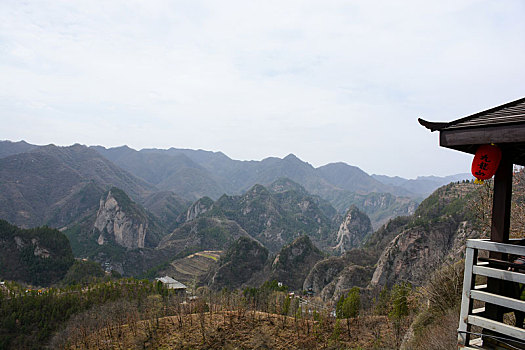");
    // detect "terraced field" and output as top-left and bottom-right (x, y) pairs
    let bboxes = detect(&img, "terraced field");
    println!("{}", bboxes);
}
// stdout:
(164, 250), (222, 284)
